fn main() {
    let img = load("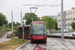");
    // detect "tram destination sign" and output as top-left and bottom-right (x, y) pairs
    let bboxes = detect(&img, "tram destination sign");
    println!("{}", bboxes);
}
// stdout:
(33, 23), (43, 25)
